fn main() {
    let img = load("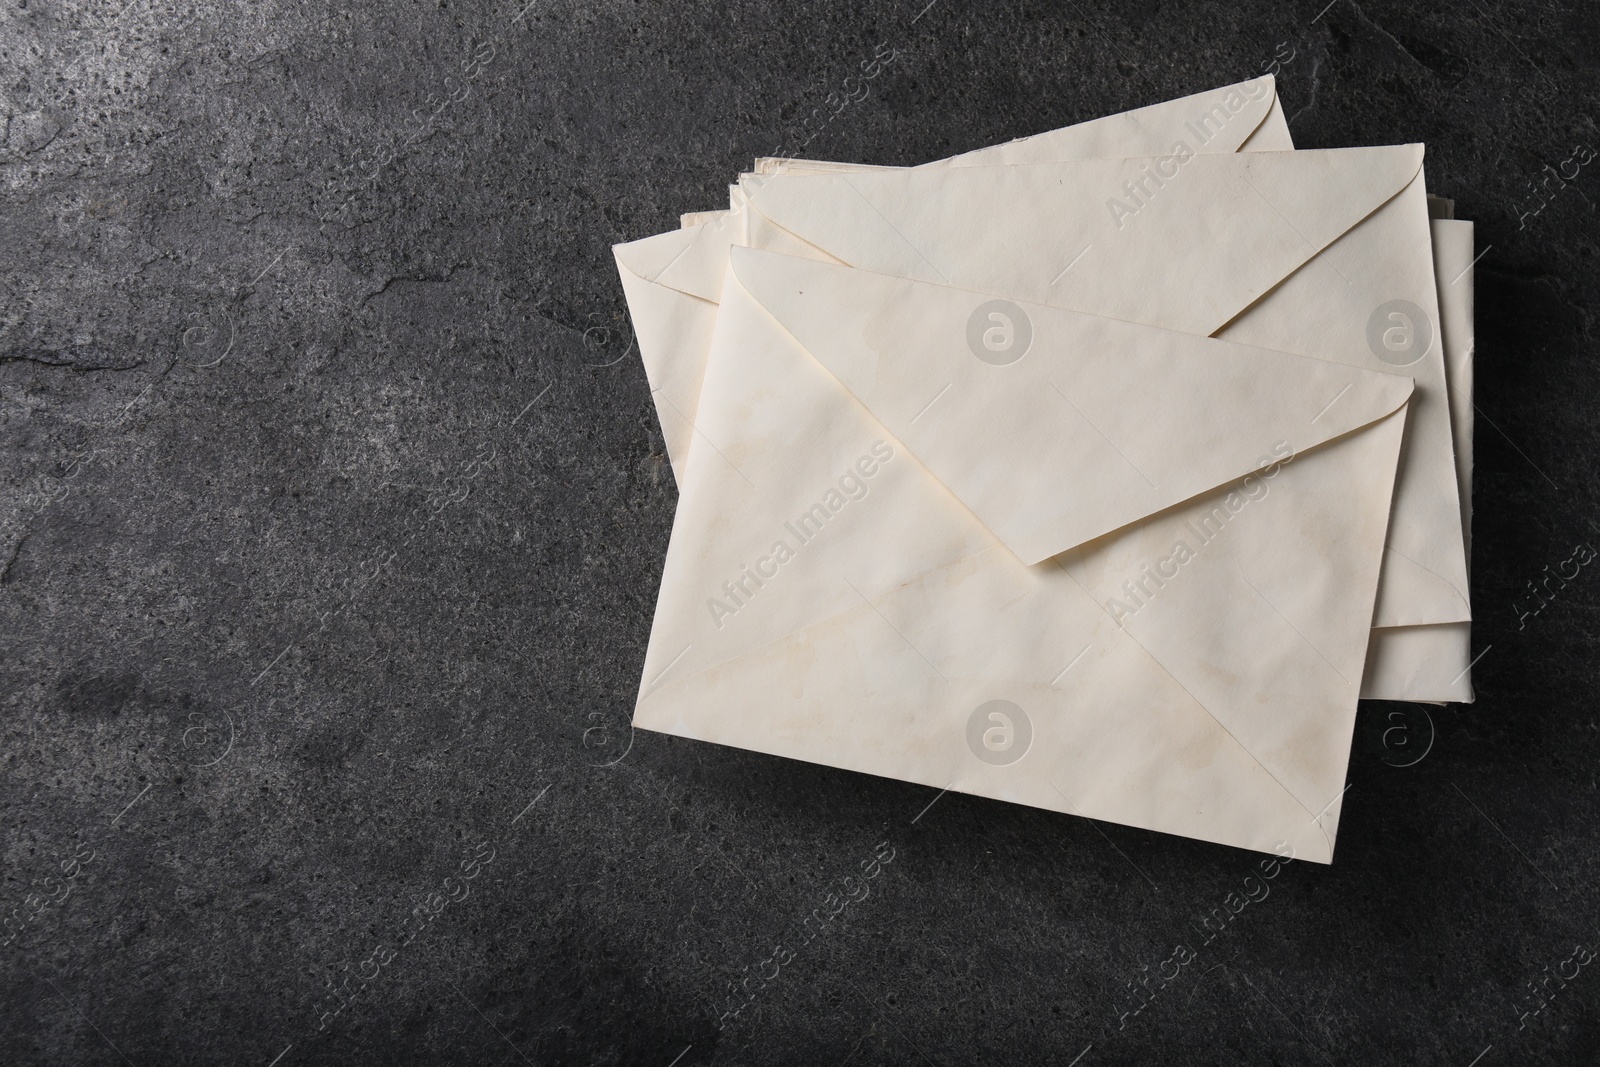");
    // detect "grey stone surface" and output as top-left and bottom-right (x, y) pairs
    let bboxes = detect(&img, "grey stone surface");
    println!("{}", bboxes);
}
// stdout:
(2, 0), (1598, 1064)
